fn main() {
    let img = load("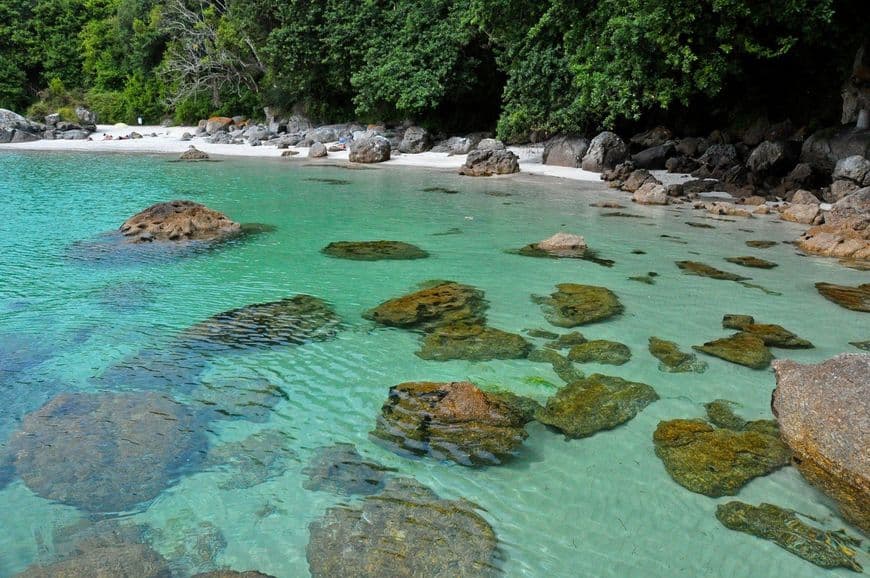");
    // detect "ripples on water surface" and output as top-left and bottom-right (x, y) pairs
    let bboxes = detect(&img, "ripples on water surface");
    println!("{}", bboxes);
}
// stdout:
(0, 151), (866, 577)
